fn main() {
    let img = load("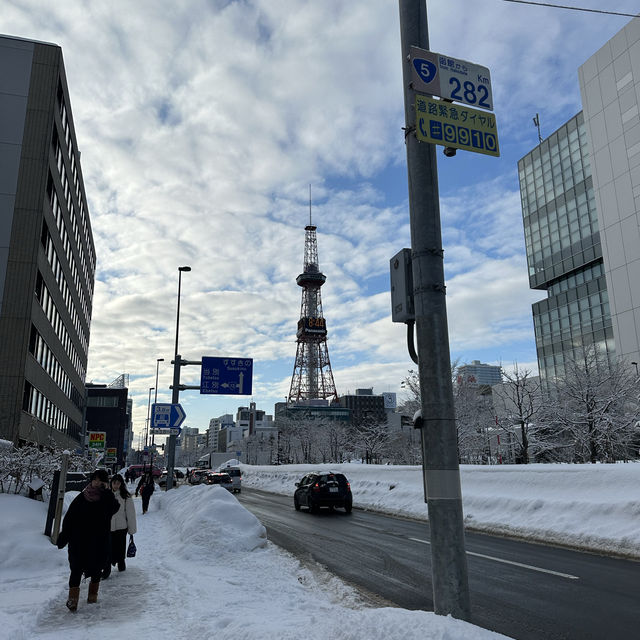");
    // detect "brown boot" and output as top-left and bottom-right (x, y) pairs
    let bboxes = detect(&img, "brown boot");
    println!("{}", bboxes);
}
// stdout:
(66, 586), (80, 611)
(87, 581), (100, 604)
